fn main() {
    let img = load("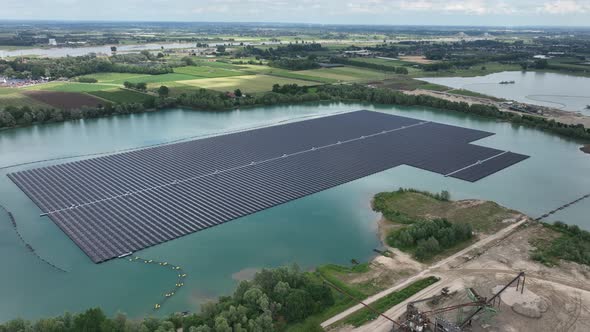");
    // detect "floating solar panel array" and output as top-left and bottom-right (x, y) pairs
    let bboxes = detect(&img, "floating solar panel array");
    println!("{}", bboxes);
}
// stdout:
(8, 110), (529, 263)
